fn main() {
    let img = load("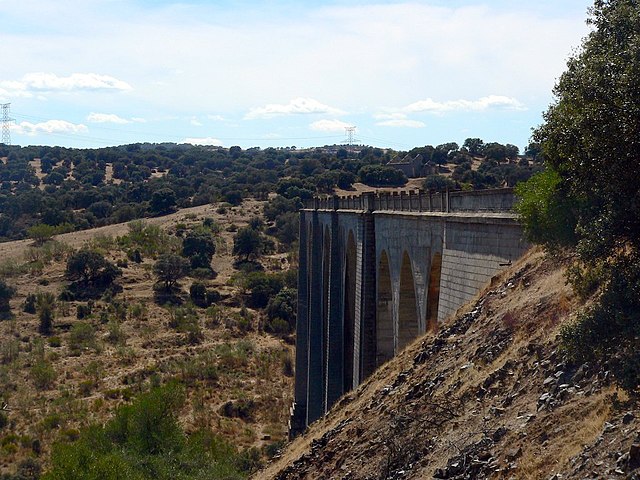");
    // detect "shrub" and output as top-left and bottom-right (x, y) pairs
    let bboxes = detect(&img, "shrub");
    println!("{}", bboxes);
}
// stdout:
(31, 360), (56, 390)
(68, 322), (97, 354)
(36, 292), (56, 335)
(44, 383), (246, 480)
(265, 287), (296, 330)
(514, 169), (576, 249)
(23, 293), (36, 314)
(243, 271), (284, 308)
(0, 279), (16, 319)
(76, 303), (92, 319)
(189, 281), (209, 308)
